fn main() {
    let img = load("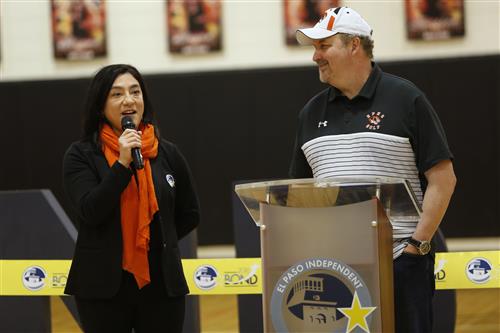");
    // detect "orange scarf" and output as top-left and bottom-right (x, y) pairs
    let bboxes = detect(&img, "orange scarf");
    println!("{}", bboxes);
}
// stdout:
(100, 123), (159, 289)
